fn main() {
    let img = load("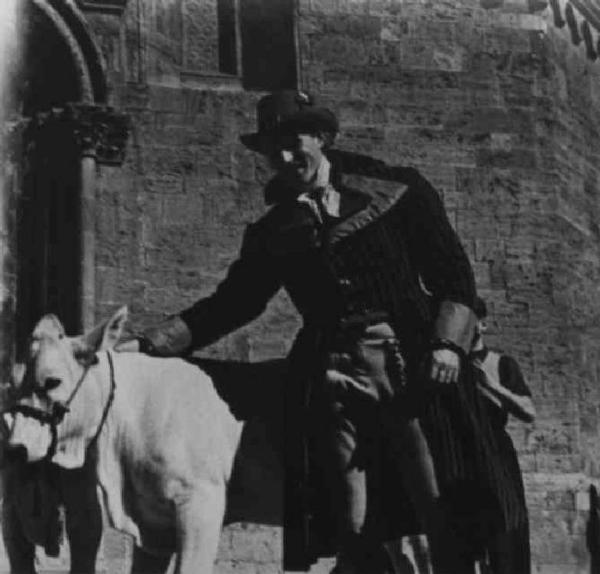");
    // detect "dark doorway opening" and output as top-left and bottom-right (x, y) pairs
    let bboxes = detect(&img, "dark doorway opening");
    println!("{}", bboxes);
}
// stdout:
(15, 1), (83, 354)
